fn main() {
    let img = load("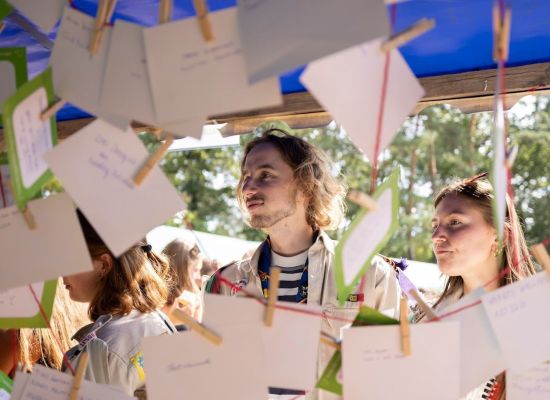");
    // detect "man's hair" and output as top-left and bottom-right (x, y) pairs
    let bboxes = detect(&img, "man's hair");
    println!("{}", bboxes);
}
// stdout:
(237, 129), (346, 231)
(77, 210), (171, 321)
